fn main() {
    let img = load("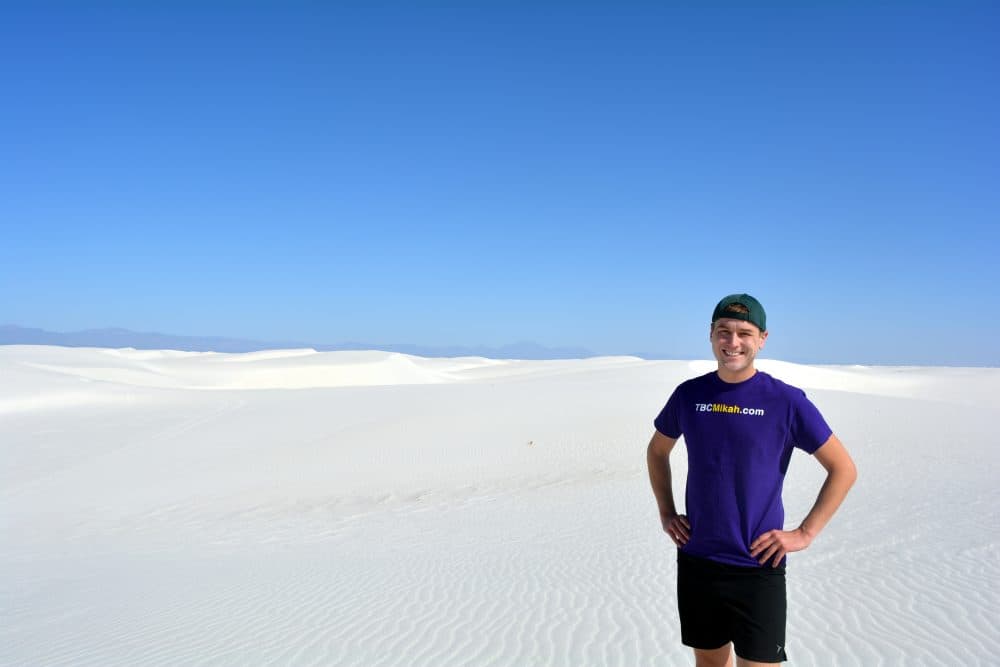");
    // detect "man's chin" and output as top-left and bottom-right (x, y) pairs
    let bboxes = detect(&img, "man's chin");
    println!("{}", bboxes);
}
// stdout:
(719, 357), (753, 371)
